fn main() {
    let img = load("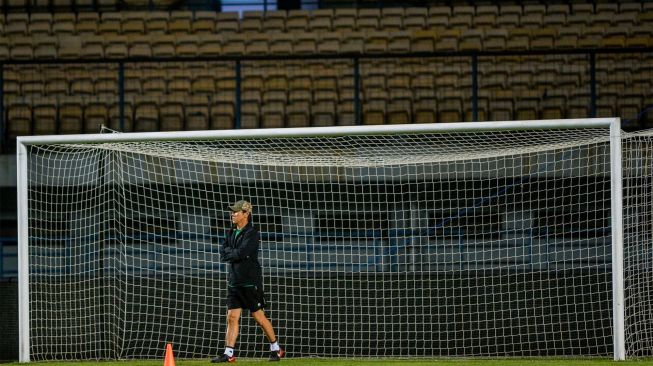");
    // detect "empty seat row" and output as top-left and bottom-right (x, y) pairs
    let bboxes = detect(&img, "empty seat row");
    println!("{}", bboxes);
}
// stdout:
(5, 87), (650, 137)
(1, 5), (652, 37)
(4, 72), (649, 98)
(2, 26), (652, 61)
(3, 54), (651, 97)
